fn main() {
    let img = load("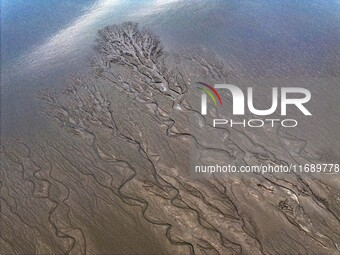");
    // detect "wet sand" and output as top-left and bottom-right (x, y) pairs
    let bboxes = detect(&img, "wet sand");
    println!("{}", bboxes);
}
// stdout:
(1, 21), (340, 254)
